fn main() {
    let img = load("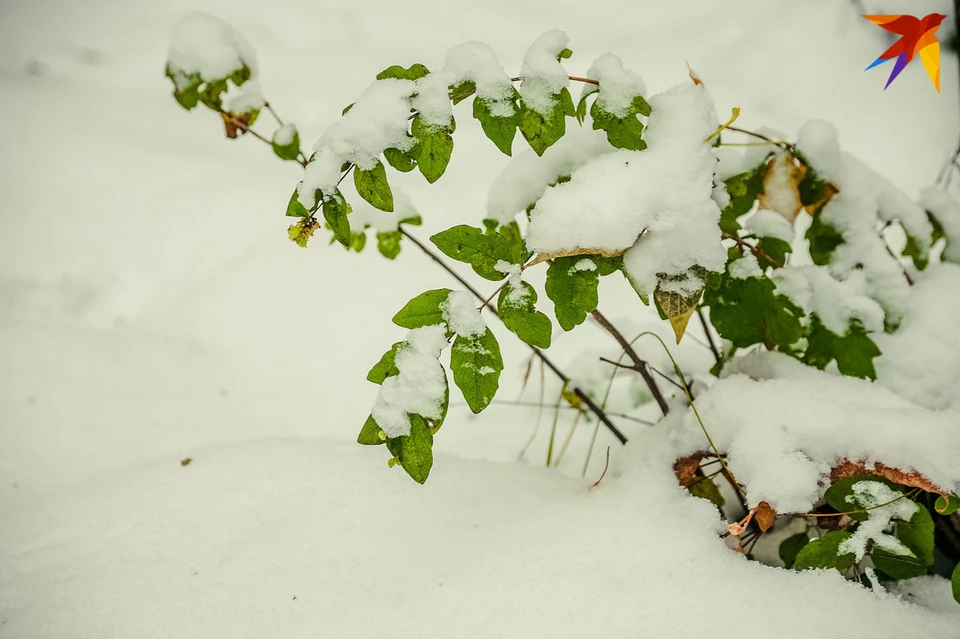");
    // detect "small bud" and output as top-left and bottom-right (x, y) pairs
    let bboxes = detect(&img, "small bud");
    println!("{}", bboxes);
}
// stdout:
(378, 429), (387, 441)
